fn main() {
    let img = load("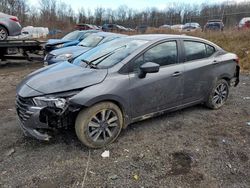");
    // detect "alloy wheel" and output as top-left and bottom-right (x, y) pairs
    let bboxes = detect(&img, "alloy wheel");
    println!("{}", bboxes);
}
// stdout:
(87, 109), (119, 142)
(212, 82), (228, 106)
(0, 28), (7, 40)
